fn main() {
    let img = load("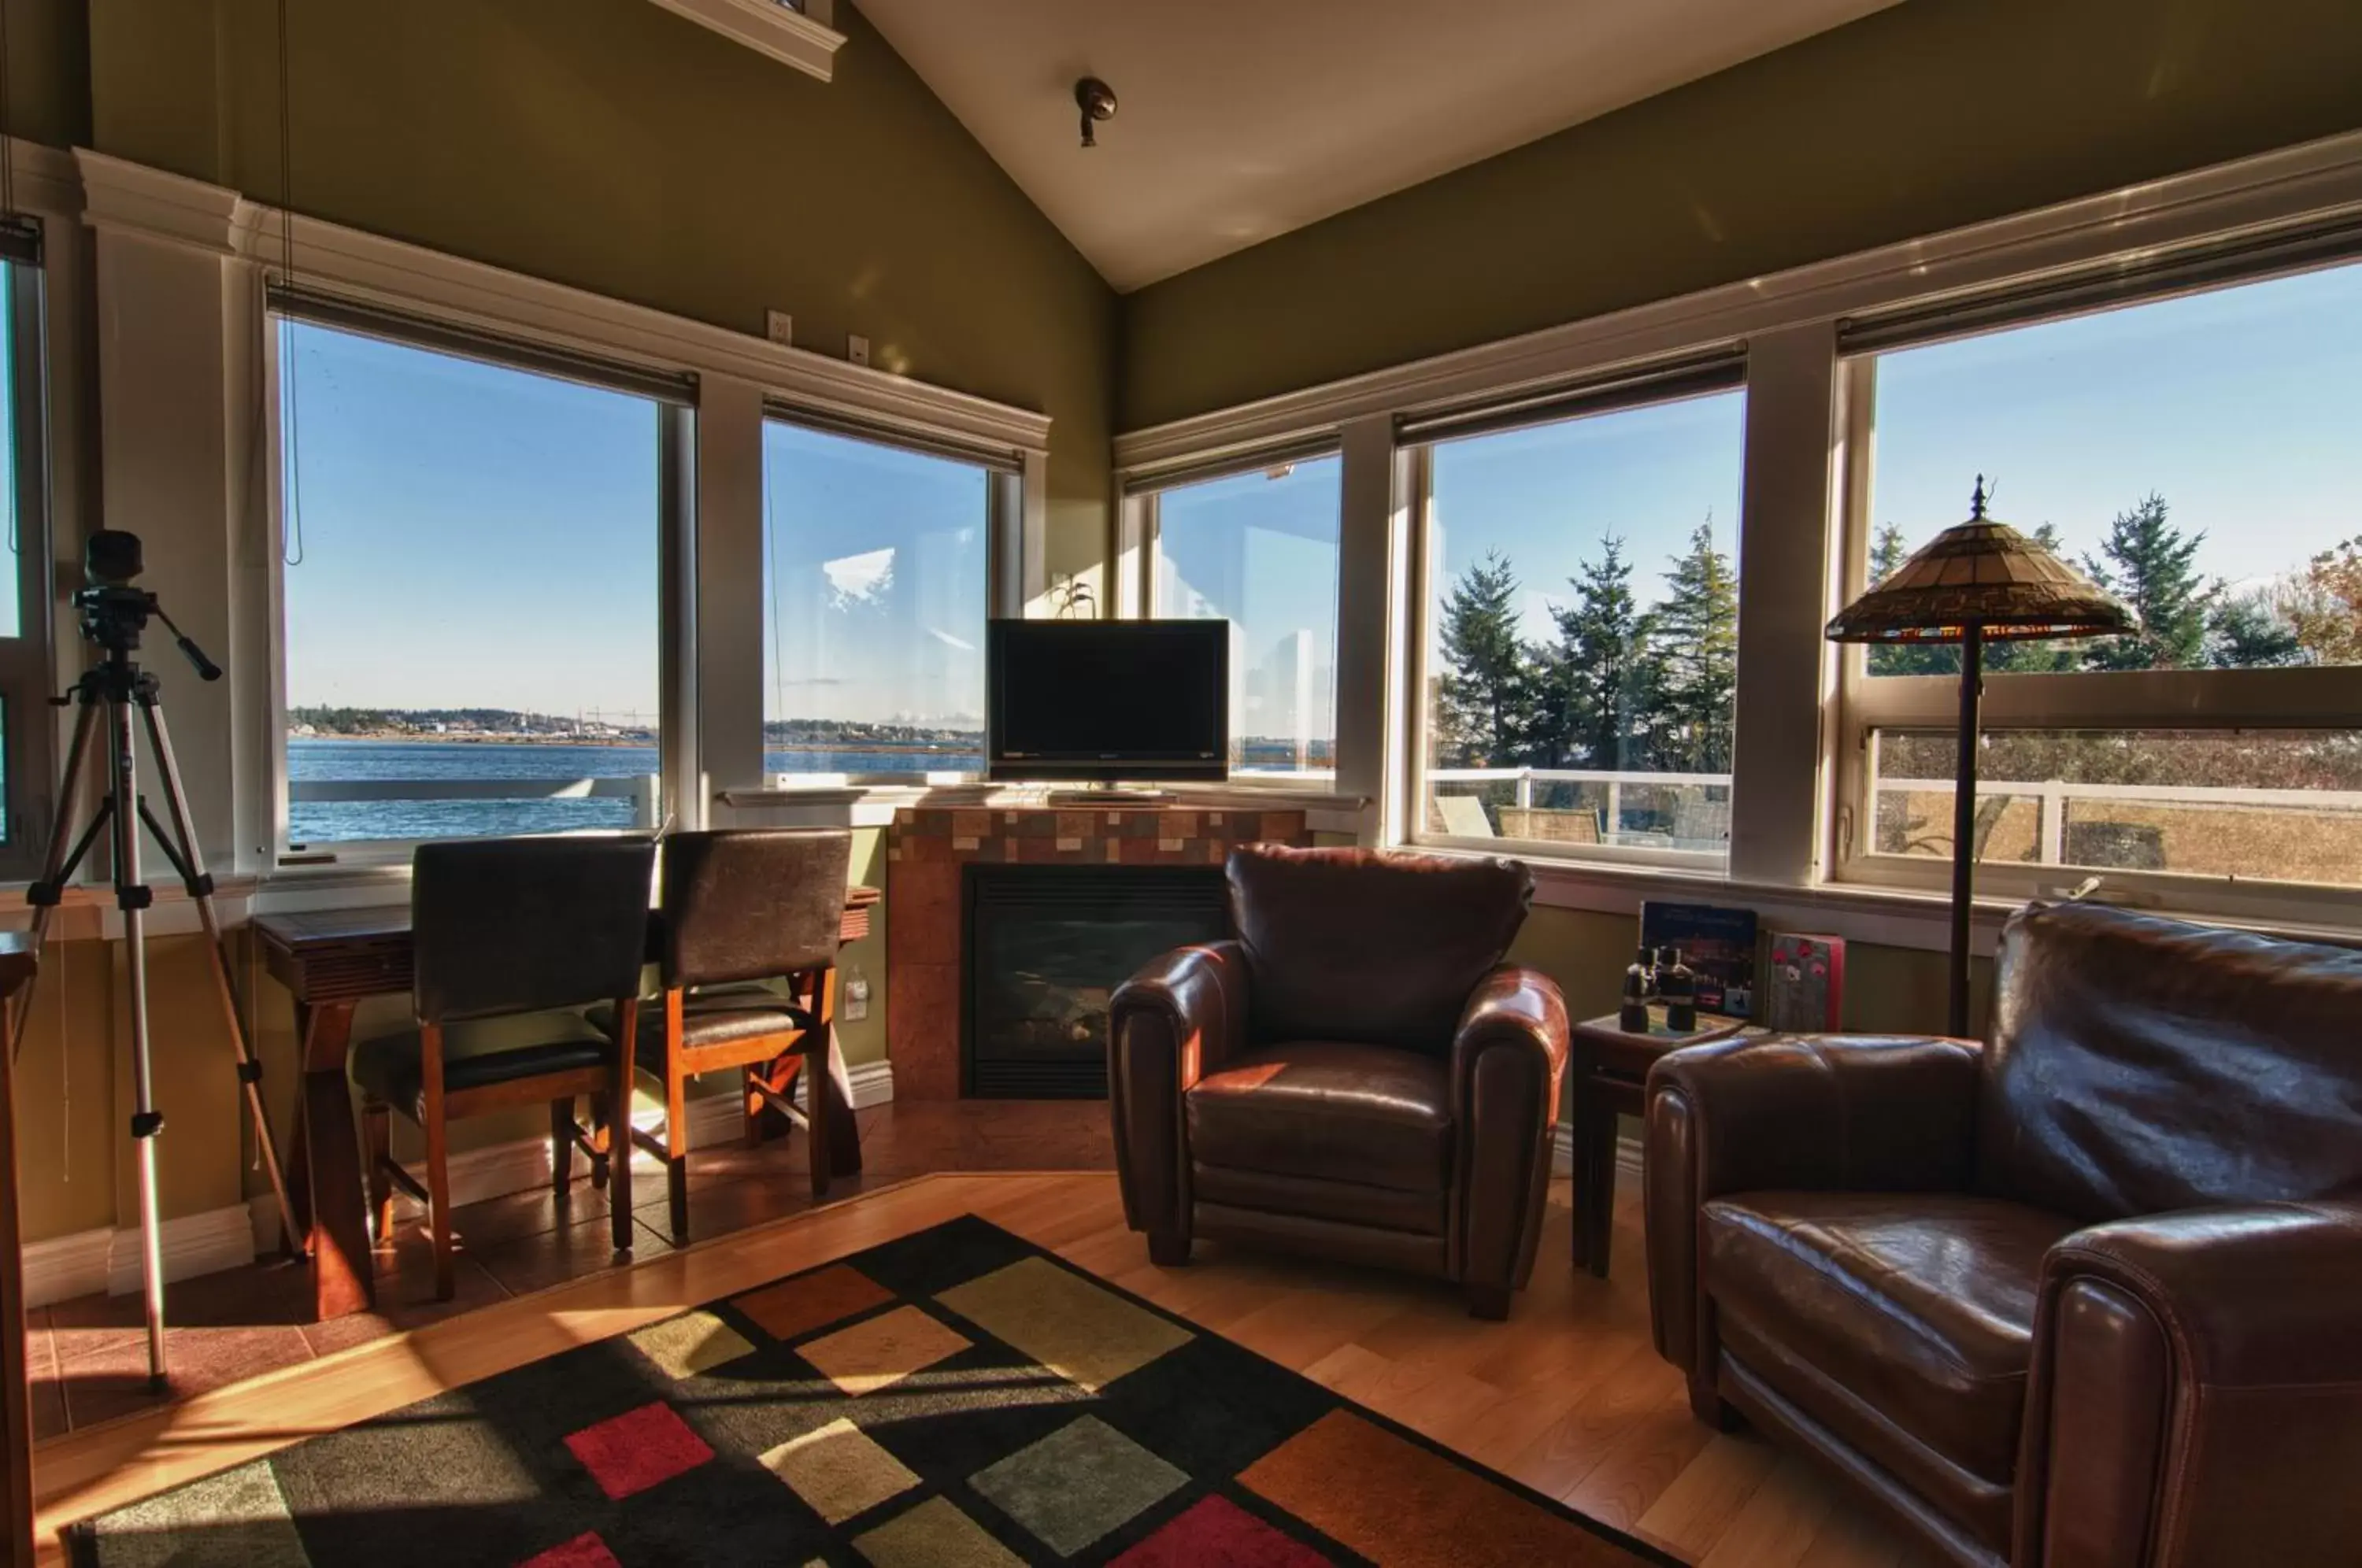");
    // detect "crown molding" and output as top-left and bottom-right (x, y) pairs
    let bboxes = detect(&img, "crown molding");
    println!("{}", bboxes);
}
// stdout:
(646, 0), (846, 83)
(1114, 125), (2362, 475)
(71, 150), (1049, 457)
